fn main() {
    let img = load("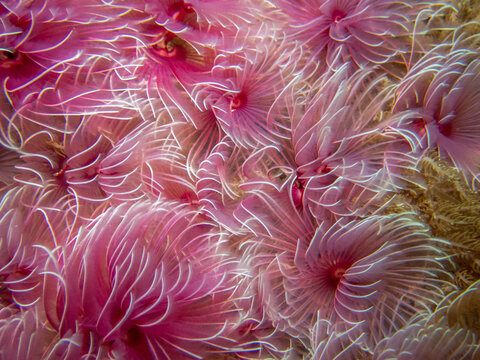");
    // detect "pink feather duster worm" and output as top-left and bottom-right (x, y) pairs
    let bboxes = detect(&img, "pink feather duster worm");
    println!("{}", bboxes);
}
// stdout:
(42, 201), (242, 359)
(273, 0), (420, 69)
(236, 181), (451, 350)
(0, 185), (72, 309)
(393, 42), (480, 188)
(0, 0), (130, 116)
(293, 65), (419, 218)
(193, 34), (300, 148)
